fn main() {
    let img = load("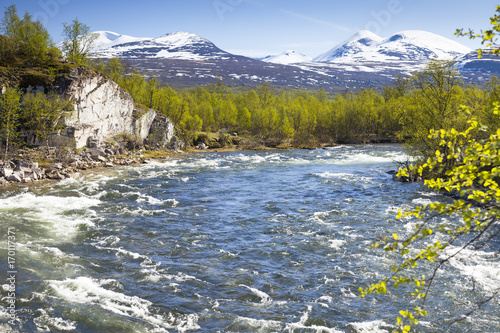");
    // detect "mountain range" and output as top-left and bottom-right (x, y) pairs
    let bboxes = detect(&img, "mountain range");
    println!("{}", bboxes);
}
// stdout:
(84, 30), (500, 91)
